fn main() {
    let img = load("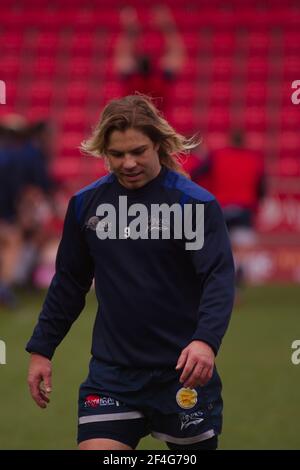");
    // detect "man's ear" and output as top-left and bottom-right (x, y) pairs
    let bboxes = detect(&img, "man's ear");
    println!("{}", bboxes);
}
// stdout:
(154, 143), (160, 152)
